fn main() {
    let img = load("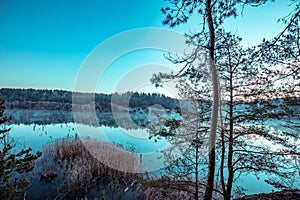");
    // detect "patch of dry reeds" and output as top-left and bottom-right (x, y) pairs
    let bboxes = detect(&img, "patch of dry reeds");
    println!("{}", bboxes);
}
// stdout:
(37, 135), (143, 199)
